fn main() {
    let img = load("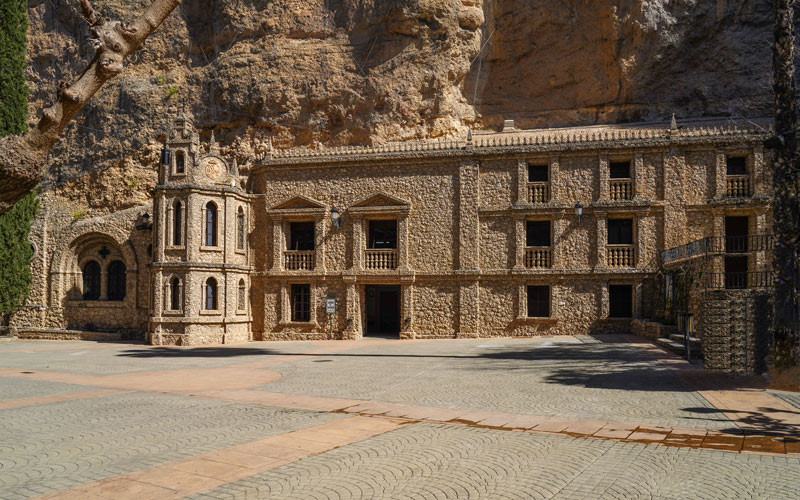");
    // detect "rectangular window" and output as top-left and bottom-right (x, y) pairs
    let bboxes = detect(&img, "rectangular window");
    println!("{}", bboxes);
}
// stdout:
(288, 222), (315, 251)
(527, 164), (548, 182)
(726, 156), (747, 176)
(368, 220), (397, 249)
(609, 285), (633, 318)
(526, 220), (551, 247)
(607, 218), (633, 245)
(291, 284), (311, 322)
(609, 161), (631, 179)
(527, 285), (550, 318)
